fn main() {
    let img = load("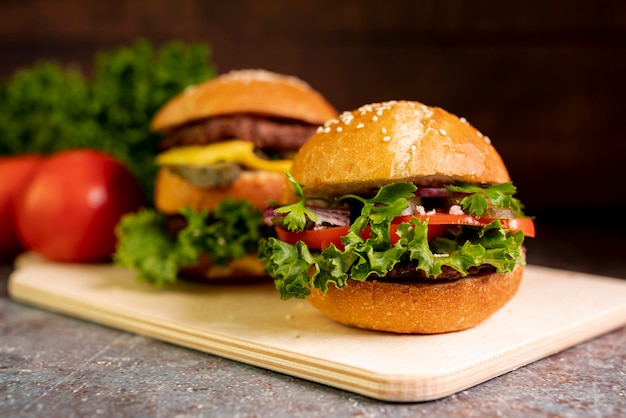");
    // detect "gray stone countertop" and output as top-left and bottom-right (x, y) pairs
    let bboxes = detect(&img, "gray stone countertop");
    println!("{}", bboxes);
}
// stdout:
(2, 221), (625, 417)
